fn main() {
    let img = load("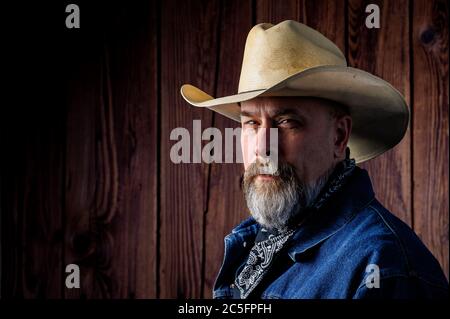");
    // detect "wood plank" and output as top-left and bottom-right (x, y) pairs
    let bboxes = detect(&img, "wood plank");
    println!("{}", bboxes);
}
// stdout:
(257, 0), (299, 22)
(64, 2), (158, 298)
(412, 0), (449, 279)
(103, 2), (158, 298)
(203, 0), (253, 299)
(64, 44), (103, 298)
(348, 0), (412, 225)
(160, 0), (220, 298)
(300, 0), (346, 53)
